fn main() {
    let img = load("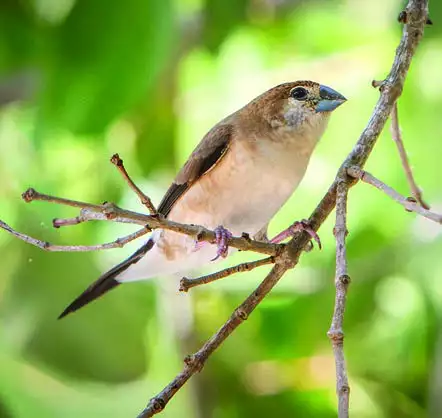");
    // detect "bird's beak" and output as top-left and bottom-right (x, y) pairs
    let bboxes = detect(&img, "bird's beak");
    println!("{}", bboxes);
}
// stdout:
(316, 85), (347, 113)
